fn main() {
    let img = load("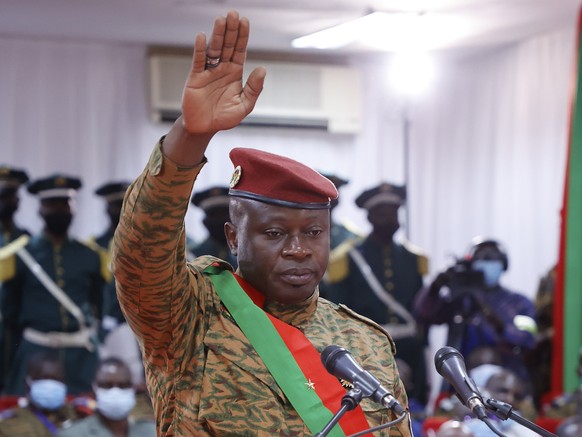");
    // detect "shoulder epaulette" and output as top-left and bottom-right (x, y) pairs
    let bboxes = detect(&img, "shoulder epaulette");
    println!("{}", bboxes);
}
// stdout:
(83, 238), (112, 282)
(82, 238), (104, 254)
(325, 240), (355, 284)
(401, 239), (427, 257)
(401, 239), (429, 275)
(336, 303), (397, 354)
(0, 235), (29, 281)
(191, 255), (234, 273)
(339, 220), (366, 239)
